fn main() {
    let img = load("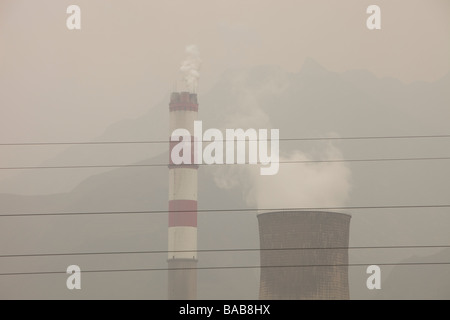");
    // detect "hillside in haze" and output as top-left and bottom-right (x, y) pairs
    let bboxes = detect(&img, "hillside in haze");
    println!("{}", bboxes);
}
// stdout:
(1, 59), (449, 299)
(376, 249), (450, 300)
